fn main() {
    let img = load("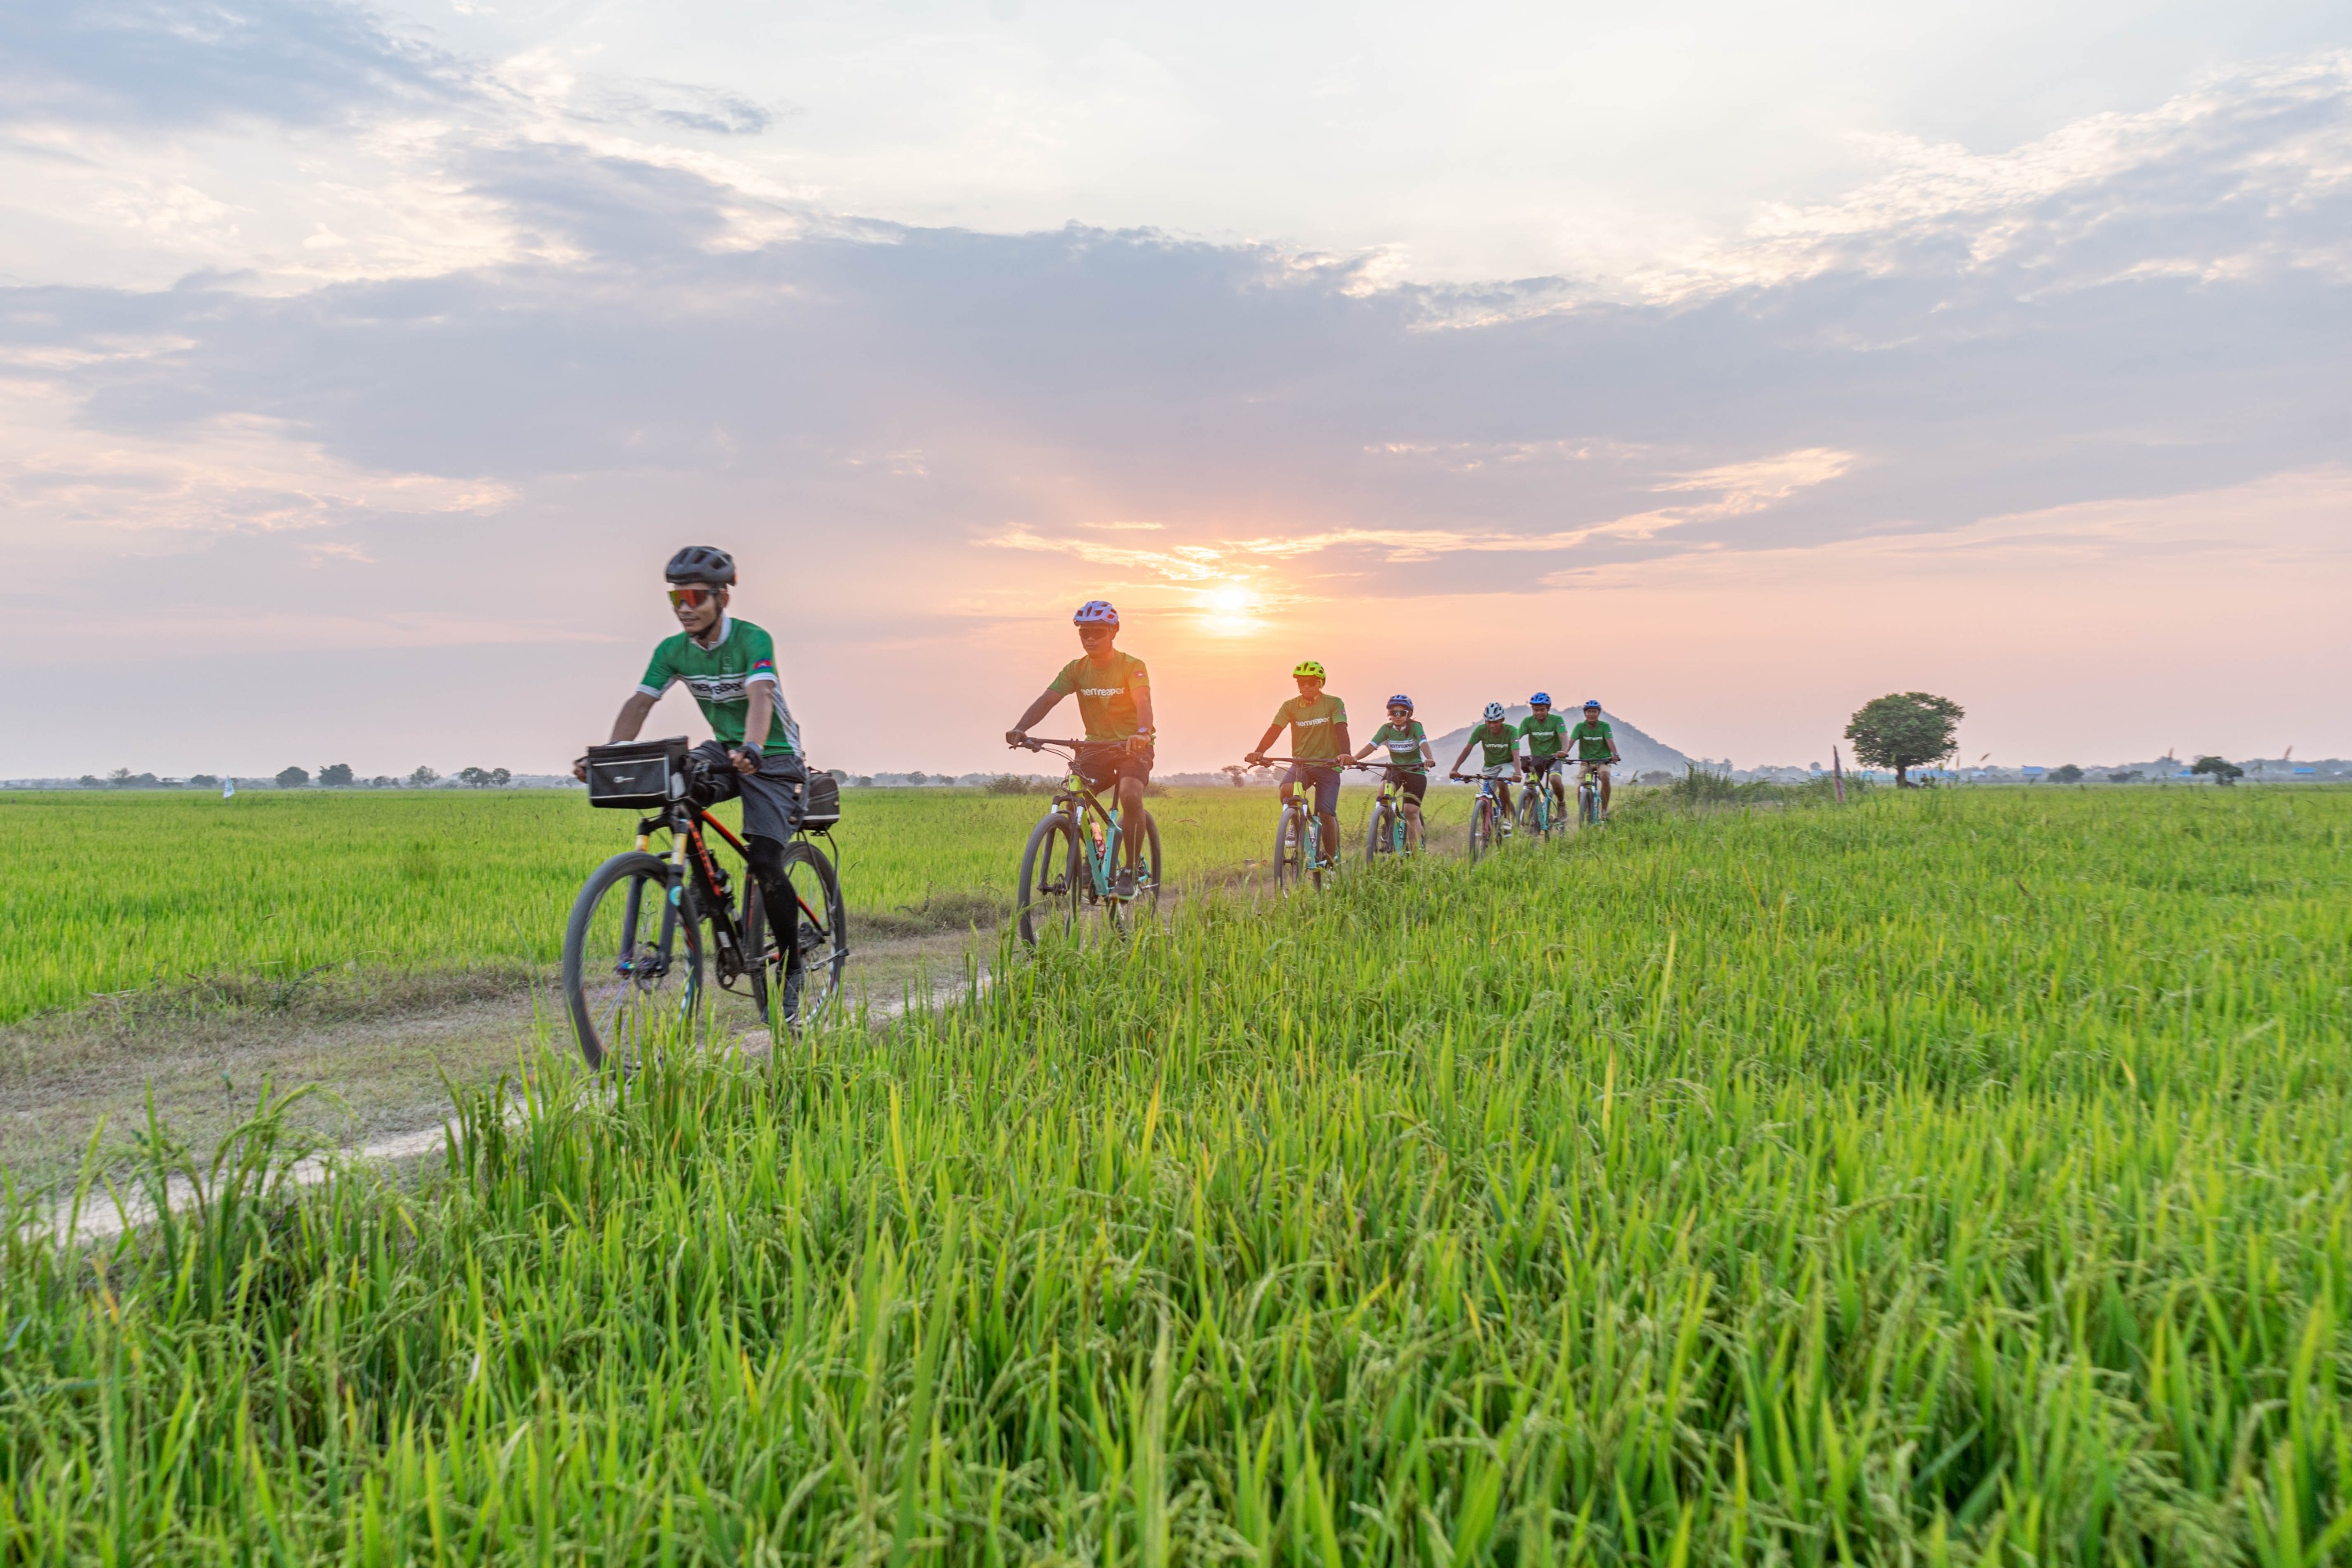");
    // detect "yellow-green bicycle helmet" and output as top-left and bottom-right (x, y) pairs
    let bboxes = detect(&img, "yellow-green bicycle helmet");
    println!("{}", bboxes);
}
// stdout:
(1292, 659), (1327, 681)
